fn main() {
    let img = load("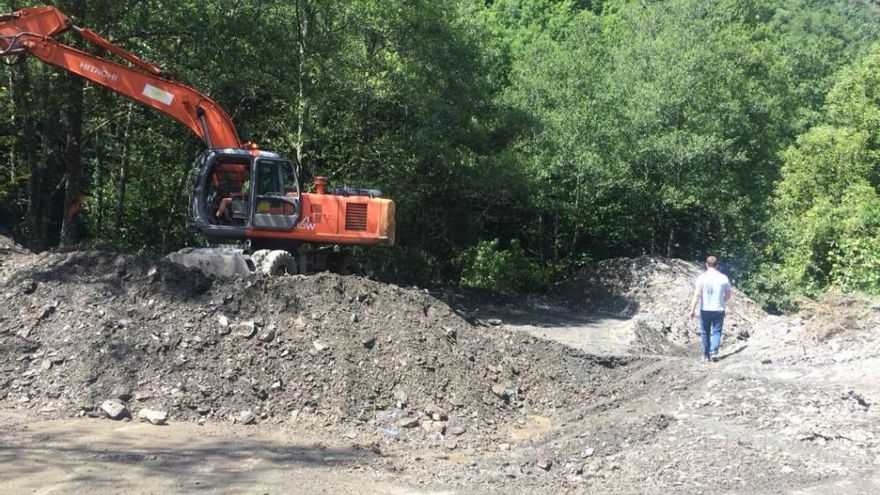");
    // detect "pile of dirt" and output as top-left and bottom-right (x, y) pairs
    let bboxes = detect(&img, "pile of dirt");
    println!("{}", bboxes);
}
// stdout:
(797, 292), (880, 343)
(744, 292), (880, 365)
(552, 256), (766, 355)
(0, 243), (634, 446)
